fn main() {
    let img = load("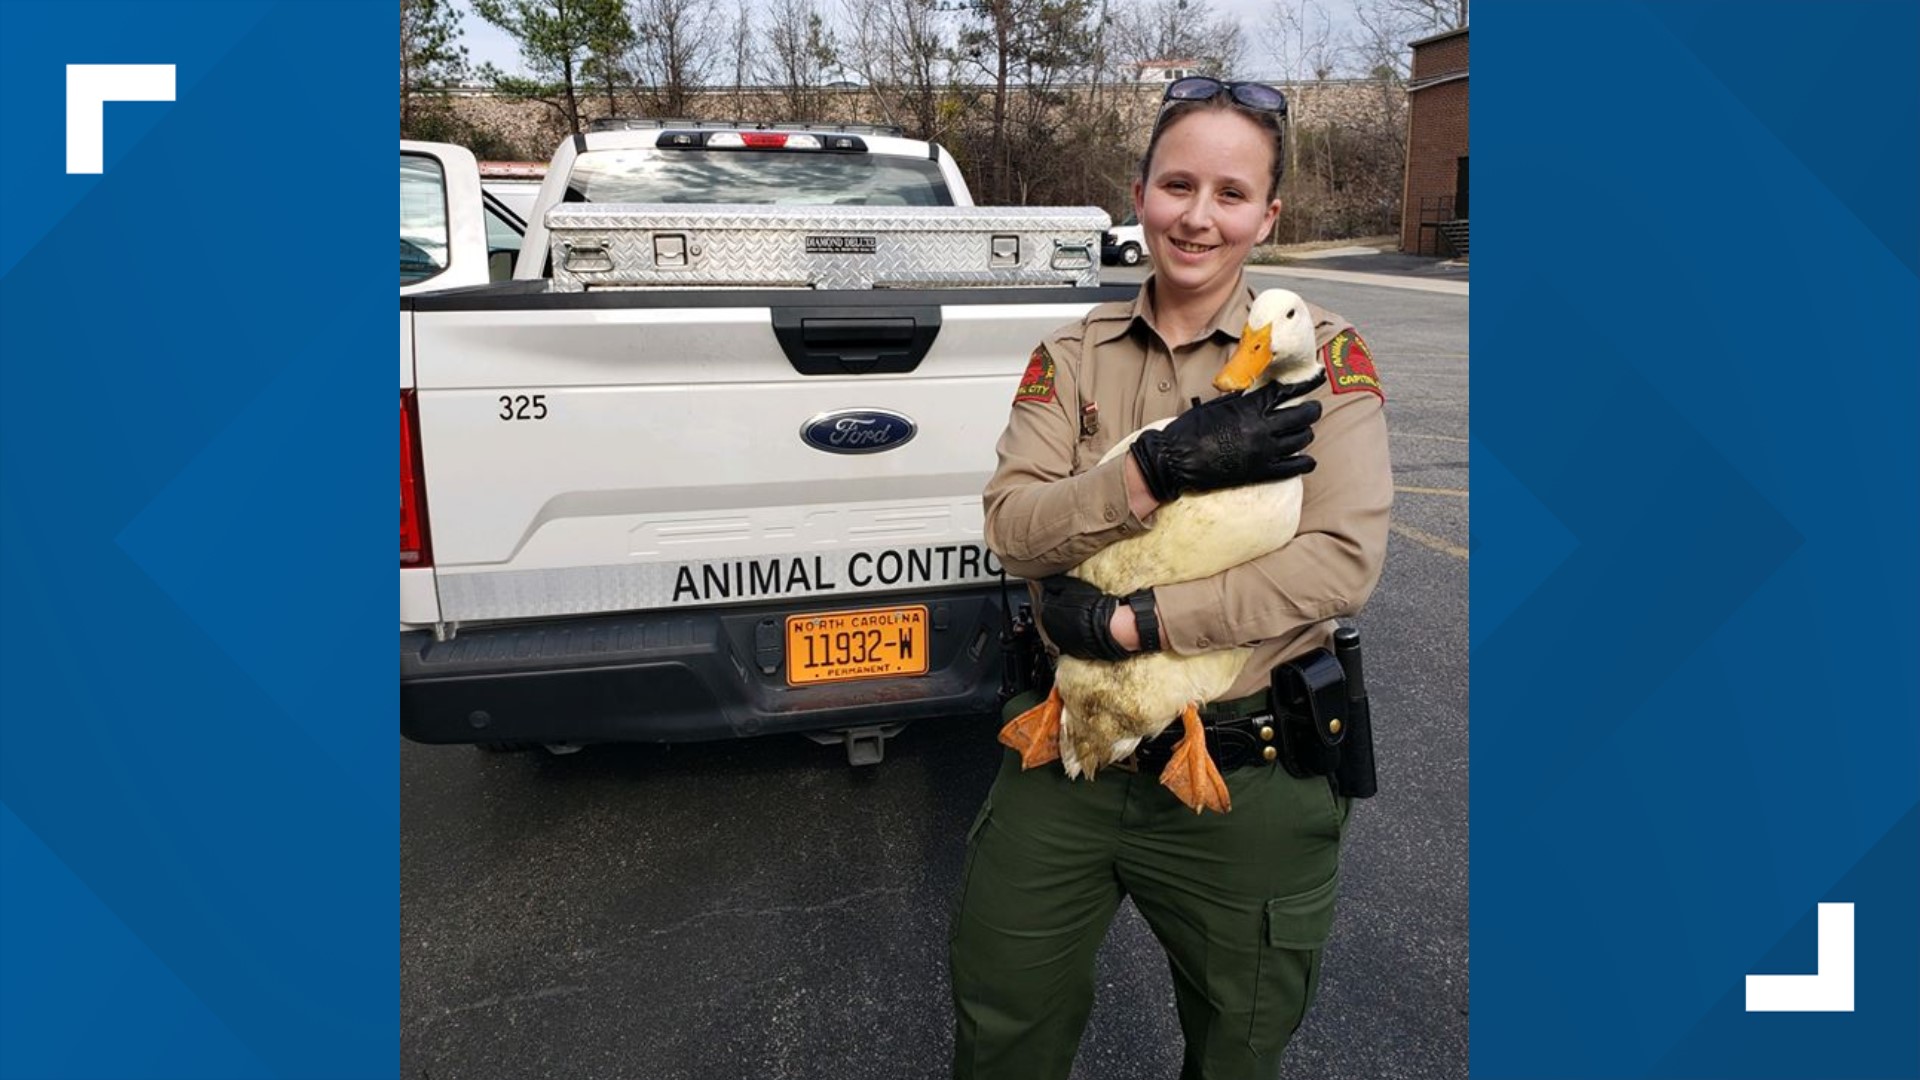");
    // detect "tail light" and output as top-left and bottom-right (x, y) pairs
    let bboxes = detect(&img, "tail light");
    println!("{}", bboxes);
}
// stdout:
(401, 390), (431, 567)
